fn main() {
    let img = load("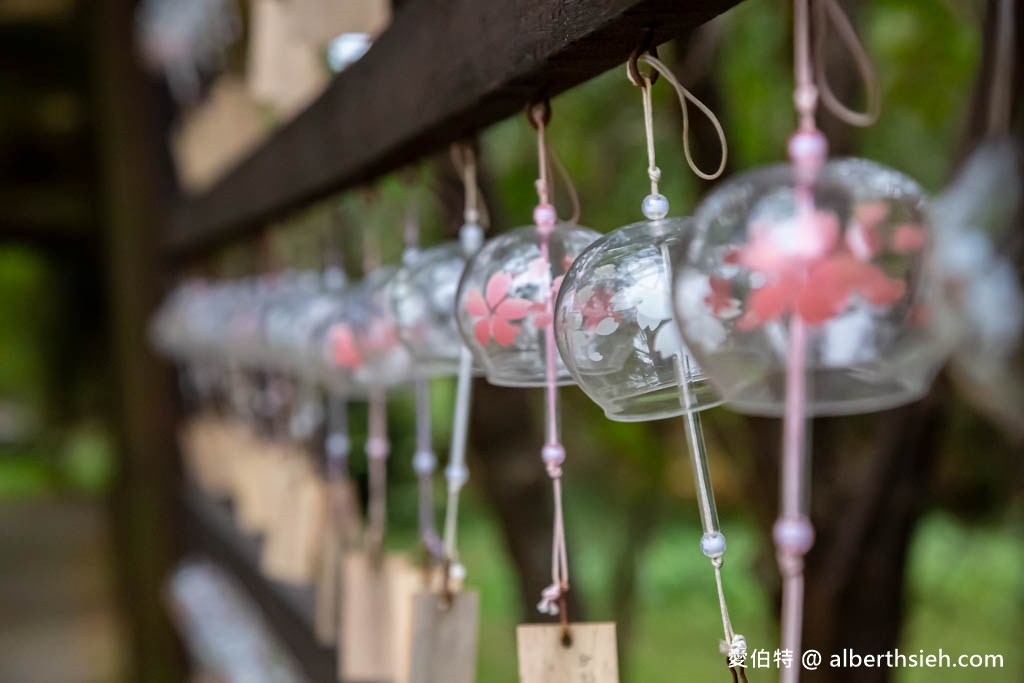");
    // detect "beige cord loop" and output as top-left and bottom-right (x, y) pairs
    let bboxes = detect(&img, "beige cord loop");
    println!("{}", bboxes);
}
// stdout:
(527, 101), (582, 224)
(450, 143), (491, 229)
(988, 0), (1016, 137)
(547, 146), (581, 225)
(629, 53), (728, 182)
(811, 0), (881, 127)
